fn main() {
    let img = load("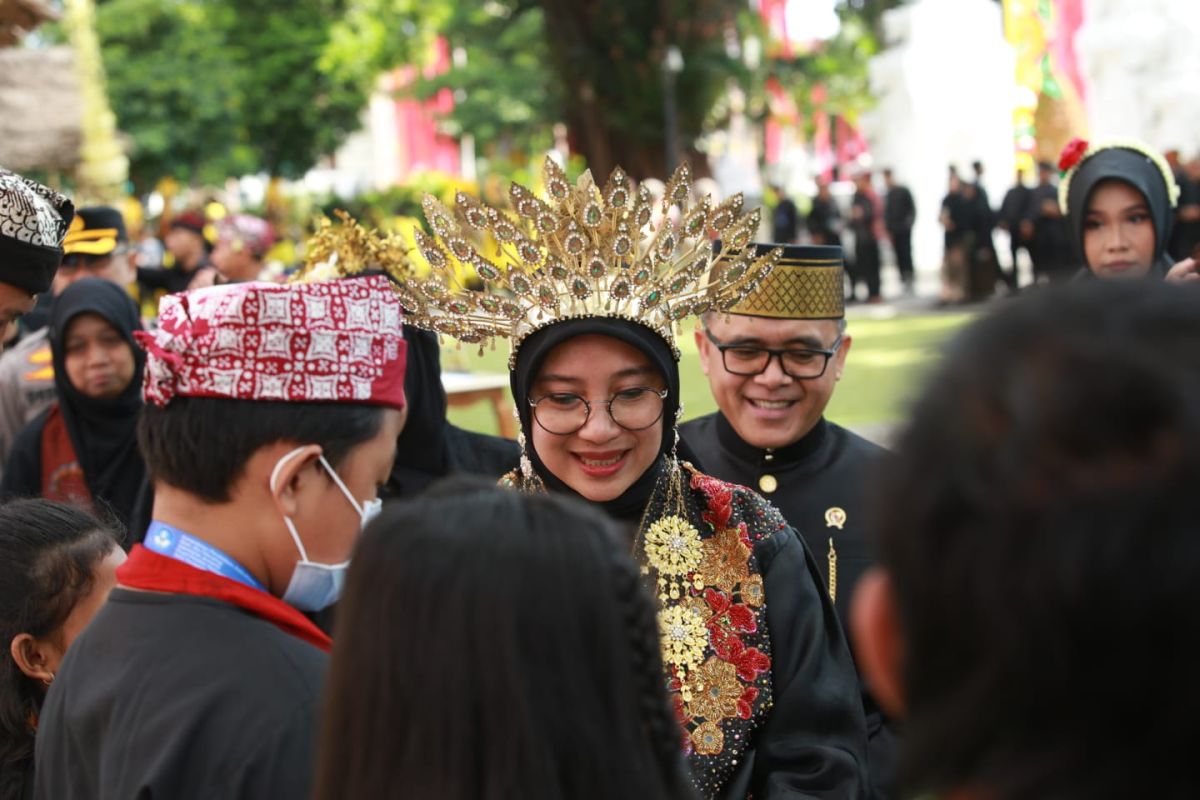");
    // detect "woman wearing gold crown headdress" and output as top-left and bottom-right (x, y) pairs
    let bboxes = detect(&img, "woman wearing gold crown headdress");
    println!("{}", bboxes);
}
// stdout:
(398, 159), (870, 799)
